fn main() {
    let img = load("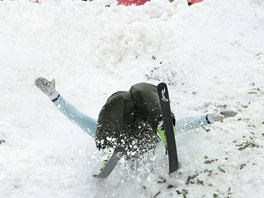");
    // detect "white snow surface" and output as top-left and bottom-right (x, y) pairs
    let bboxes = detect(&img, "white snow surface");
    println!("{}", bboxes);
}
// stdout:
(1, 0), (264, 197)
